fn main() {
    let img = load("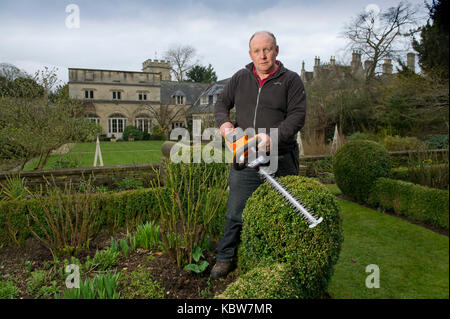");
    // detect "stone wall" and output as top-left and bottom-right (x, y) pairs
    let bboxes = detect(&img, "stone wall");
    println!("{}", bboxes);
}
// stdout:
(0, 163), (161, 190)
